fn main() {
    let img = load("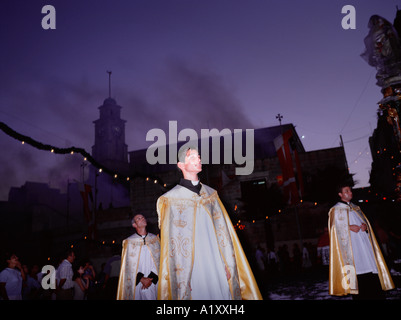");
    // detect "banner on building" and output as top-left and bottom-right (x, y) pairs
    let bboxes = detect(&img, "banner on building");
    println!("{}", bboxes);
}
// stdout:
(274, 129), (304, 205)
